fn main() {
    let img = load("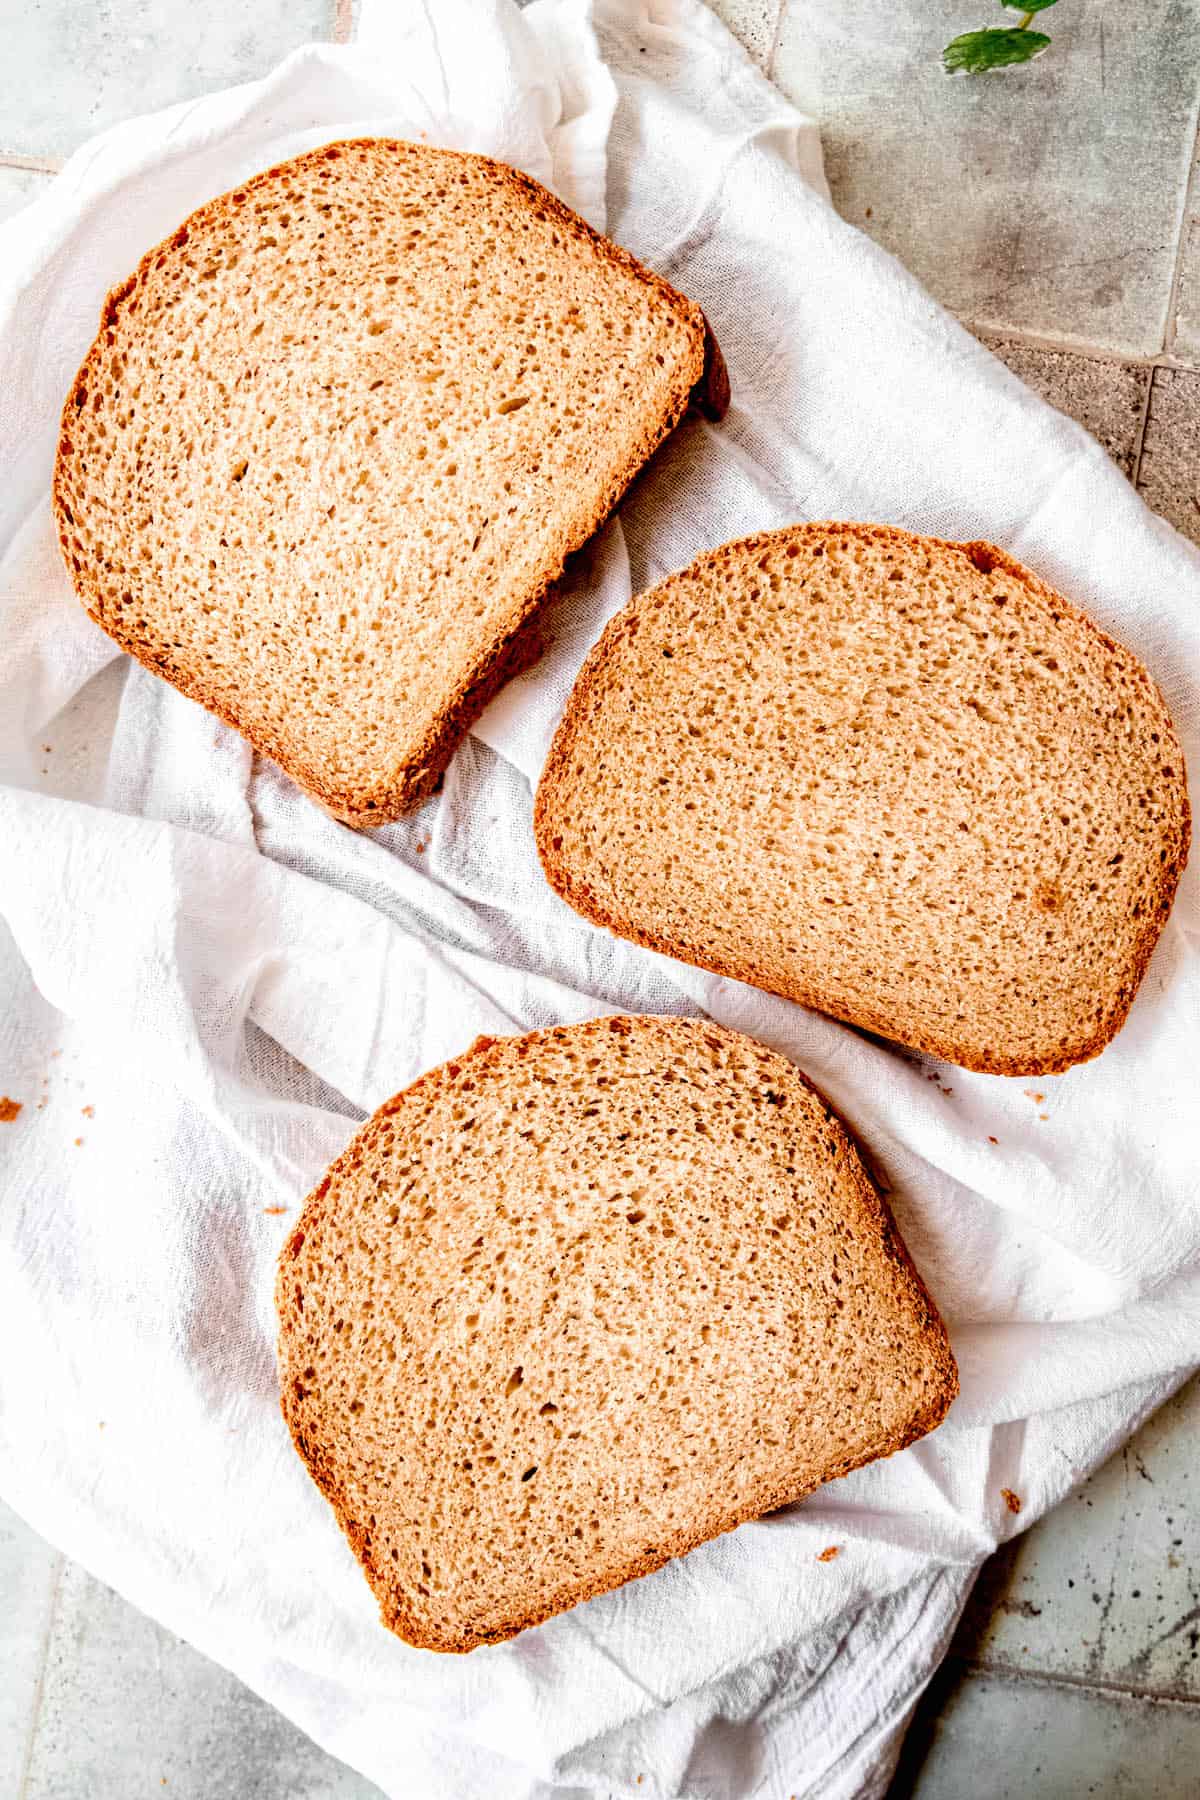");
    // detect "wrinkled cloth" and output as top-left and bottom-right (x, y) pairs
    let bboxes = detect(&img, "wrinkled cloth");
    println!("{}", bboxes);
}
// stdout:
(1, 2), (1198, 1796)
